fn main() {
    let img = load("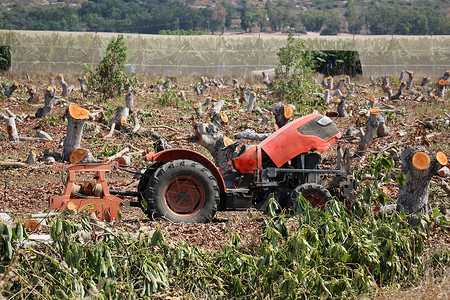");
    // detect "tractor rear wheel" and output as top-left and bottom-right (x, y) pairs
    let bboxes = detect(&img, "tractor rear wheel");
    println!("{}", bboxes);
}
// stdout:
(290, 183), (332, 211)
(145, 159), (219, 223)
